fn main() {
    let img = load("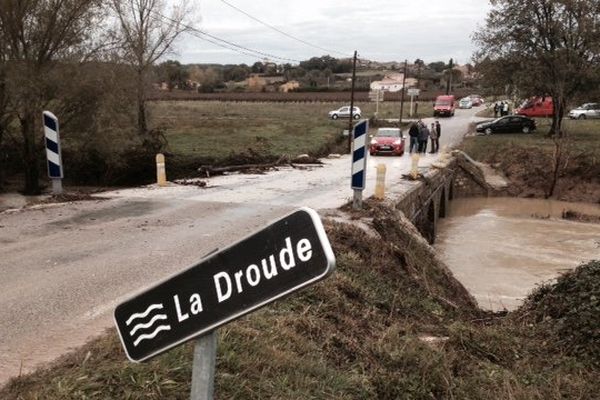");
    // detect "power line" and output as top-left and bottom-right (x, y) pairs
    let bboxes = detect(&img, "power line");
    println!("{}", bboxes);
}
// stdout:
(151, 9), (303, 63)
(216, 0), (352, 58)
